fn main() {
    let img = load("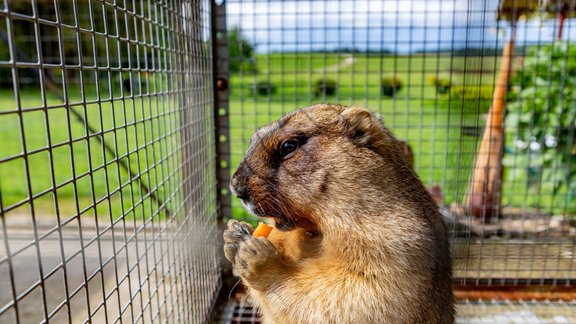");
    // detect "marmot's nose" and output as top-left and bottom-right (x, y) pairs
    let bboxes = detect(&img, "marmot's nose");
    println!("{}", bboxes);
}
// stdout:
(230, 181), (249, 200)
(230, 169), (249, 201)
